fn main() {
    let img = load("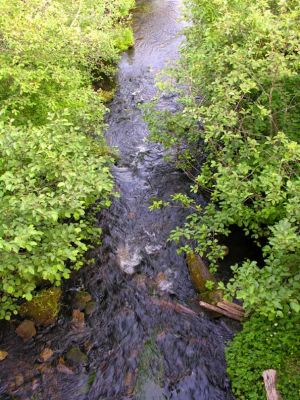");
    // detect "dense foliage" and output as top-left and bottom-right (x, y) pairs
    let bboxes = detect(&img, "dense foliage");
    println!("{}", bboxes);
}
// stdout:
(0, 0), (134, 319)
(146, 0), (300, 397)
(226, 313), (300, 399)
(147, 0), (300, 320)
